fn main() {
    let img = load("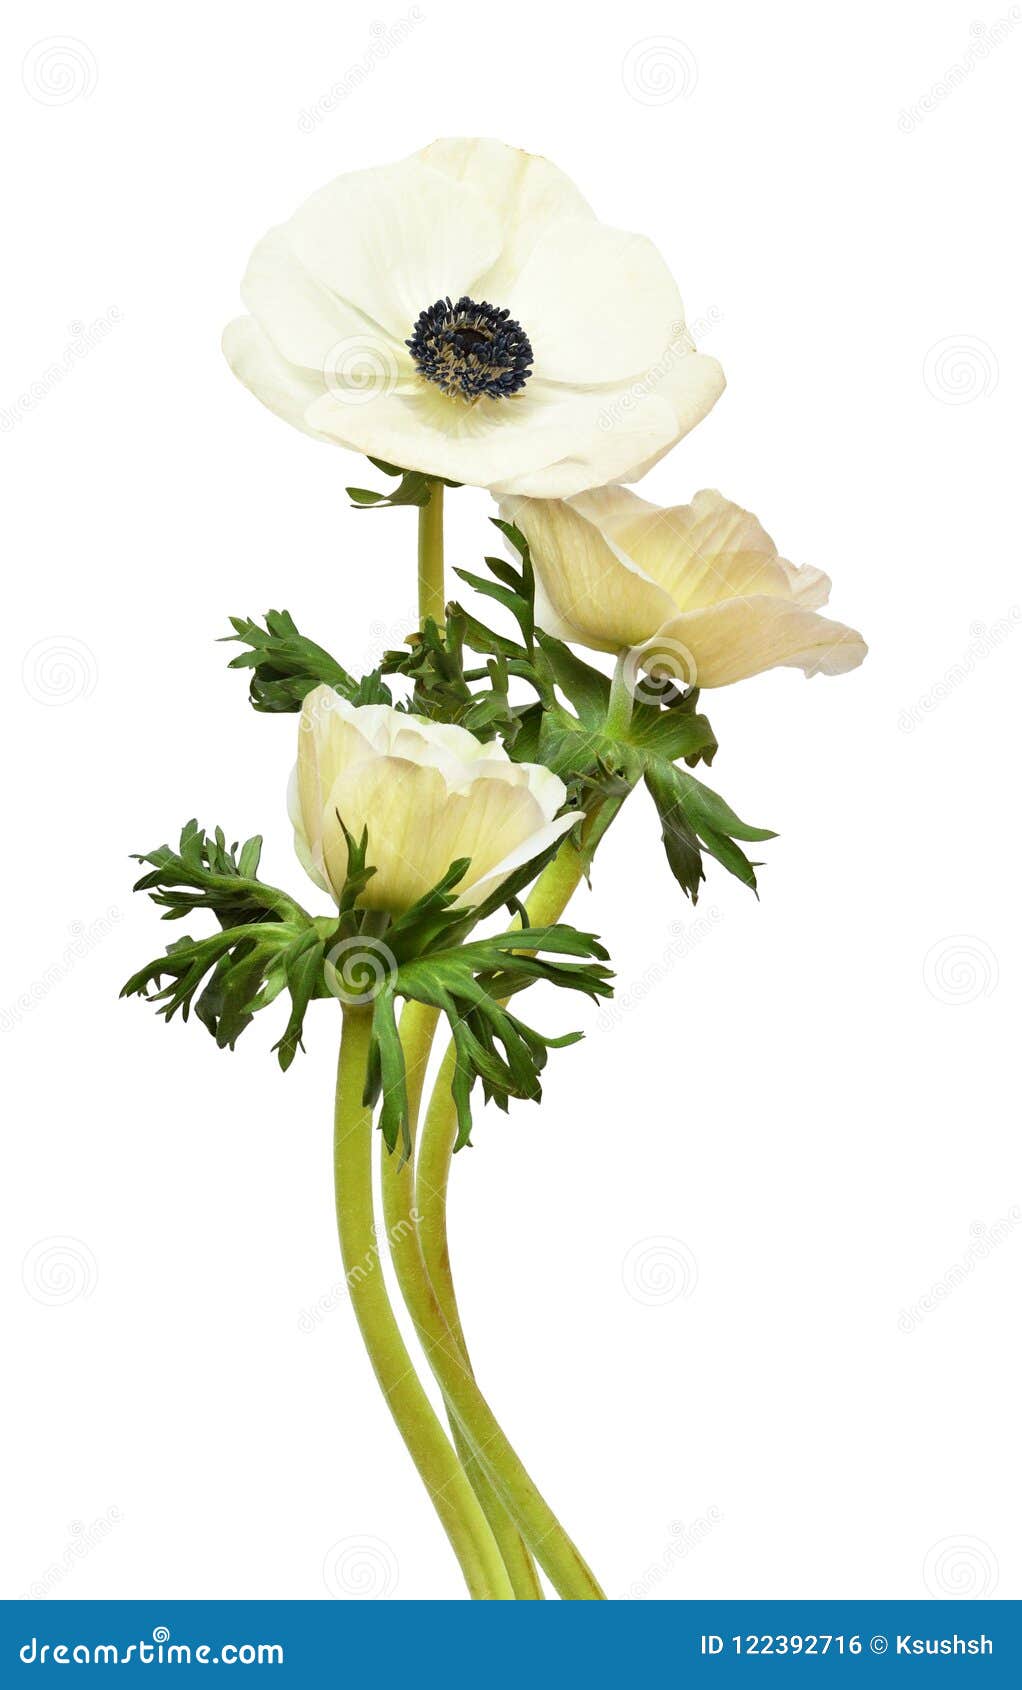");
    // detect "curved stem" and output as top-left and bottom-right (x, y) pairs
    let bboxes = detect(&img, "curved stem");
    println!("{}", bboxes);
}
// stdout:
(407, 835), (603, 1598)
(383, 1001), (544, 1599)
(333, 1005), (514, 1600)
(381, 1098), (601, 1597)
(416, 836), (587, 1363)
(417, 481), (445, 628)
